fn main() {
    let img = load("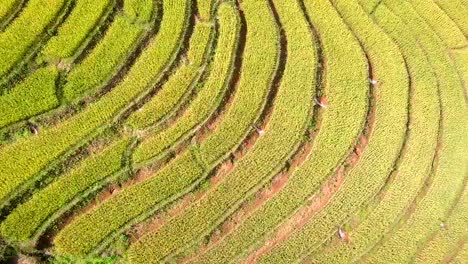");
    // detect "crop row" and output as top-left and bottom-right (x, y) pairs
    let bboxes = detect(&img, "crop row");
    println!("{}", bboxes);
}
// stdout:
(253, 0), (410, 262)
(358, 0), (381, 13)
(415, 187), (467, 263)
(123, 0), (154, 24)
(52, 1), (239, 256)
(450, 243), (468, 264)
(0, 0), (22, 27)
(62, 14), (145, 103)
(0, 0), (190, 210)
(41, 0), (115, 61)
(126, 21), (213, 130)
(125, 0), (316, 261)
(450, 48), (468, 99)
(62, 0), (155, 103)
(306, 0), (441, 262)
(0, 66), (59, 128)
(364, 1), (468, 262)
(406, 0), (466, 49)
(0, 138), (129, 244)
(194, 0), (369, 262)
(0, 0), (67, 78)
(433, 0), (468, 36)
(197, 0), (213, 21)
